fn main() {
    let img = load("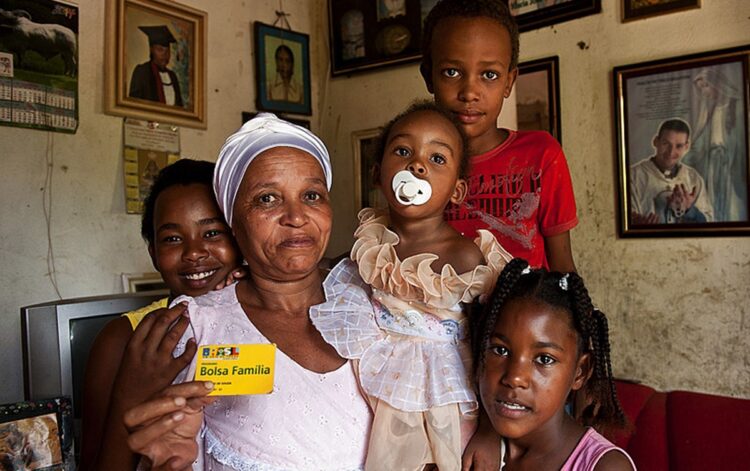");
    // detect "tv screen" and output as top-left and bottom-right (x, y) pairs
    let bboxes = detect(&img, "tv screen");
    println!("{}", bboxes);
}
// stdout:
(20, 292), (167, 458)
